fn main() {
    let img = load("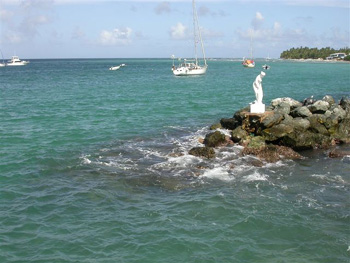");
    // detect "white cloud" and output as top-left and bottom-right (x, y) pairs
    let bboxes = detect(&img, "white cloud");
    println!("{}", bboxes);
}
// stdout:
(169, 22), (189, 40)
(98, 27), (133, 46)
(252, 11), (264, 29)
(1, 0), (54, 43)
